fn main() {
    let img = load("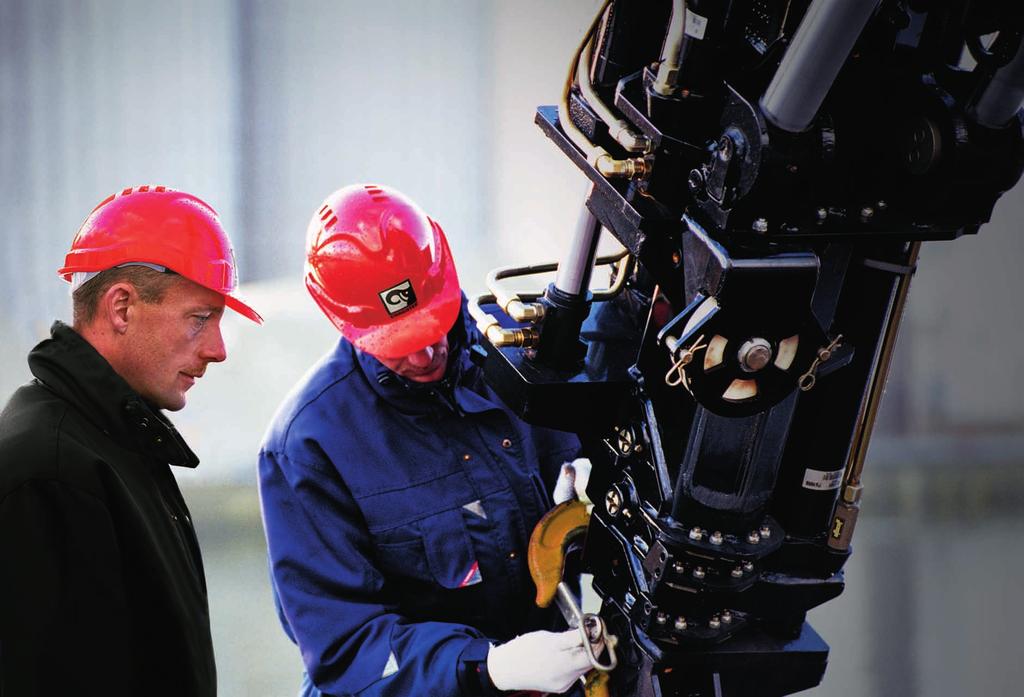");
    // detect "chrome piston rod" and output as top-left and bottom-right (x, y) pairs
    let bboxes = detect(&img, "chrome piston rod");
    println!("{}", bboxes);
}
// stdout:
(760, 0), (881, 132)
(554, 185), (603, 298)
